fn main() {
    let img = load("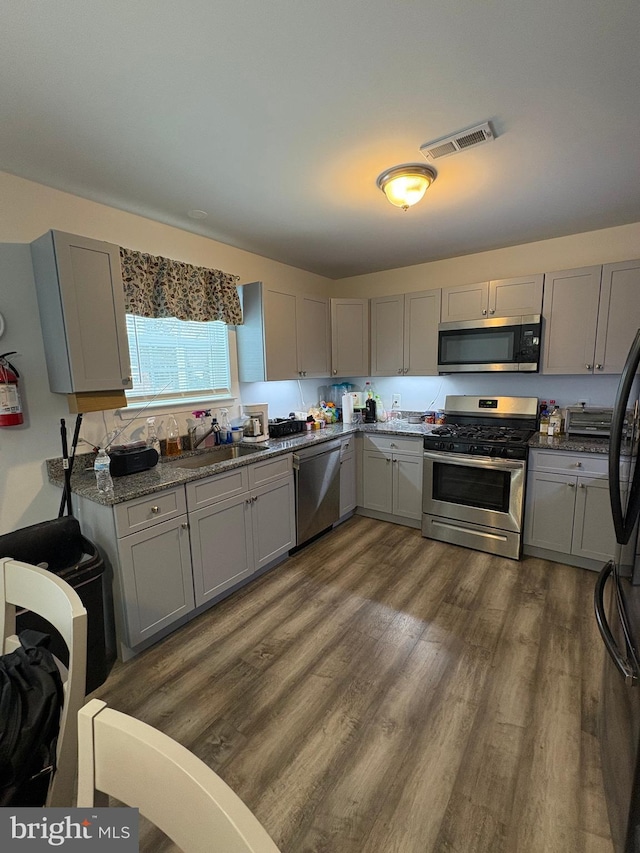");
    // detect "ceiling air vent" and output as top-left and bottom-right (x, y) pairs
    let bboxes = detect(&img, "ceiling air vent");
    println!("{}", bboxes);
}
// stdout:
(420, 122), (495, 161)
